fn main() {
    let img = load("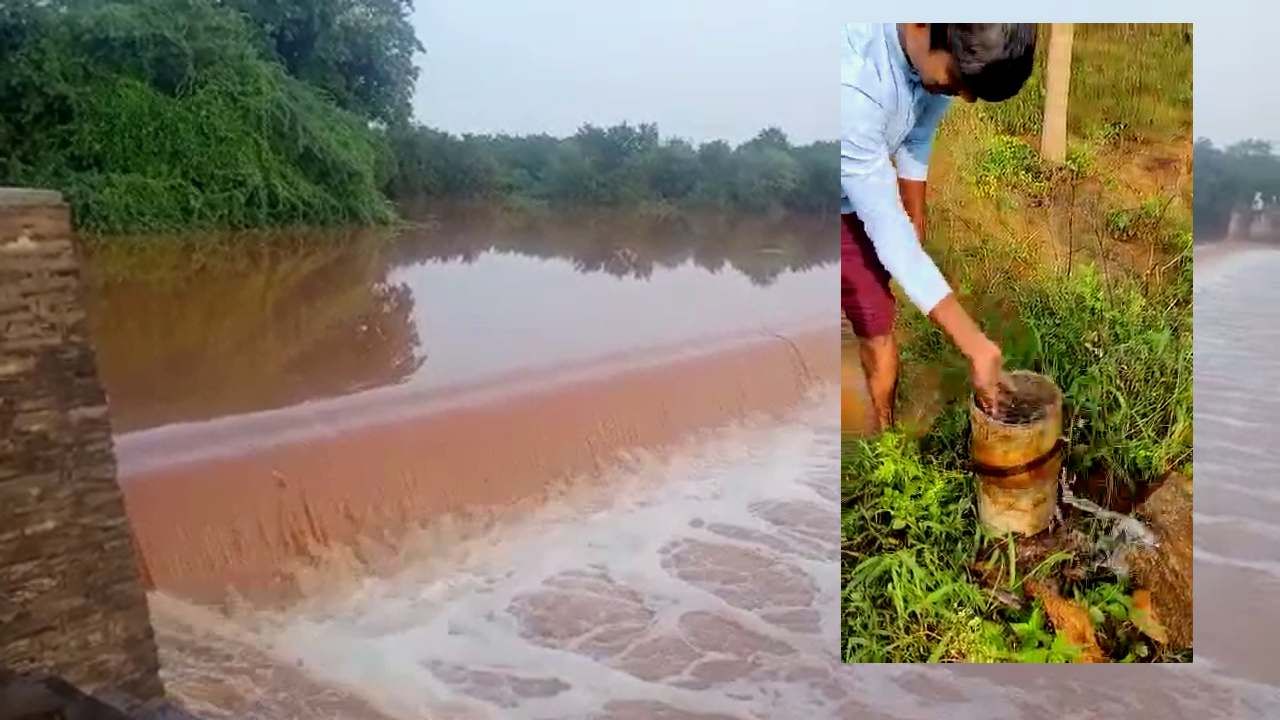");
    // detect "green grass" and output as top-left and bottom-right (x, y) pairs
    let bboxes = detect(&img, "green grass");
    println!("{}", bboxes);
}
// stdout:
(841, 433), (986, 662)
(891, 214), (1192, 490)
(841, 432), (1171, 663)
(842, 235), (1191, 662)
(981, 24), (1192, 144)
(970, 135), (1049, 202)
(842, 23), (1191, 663)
